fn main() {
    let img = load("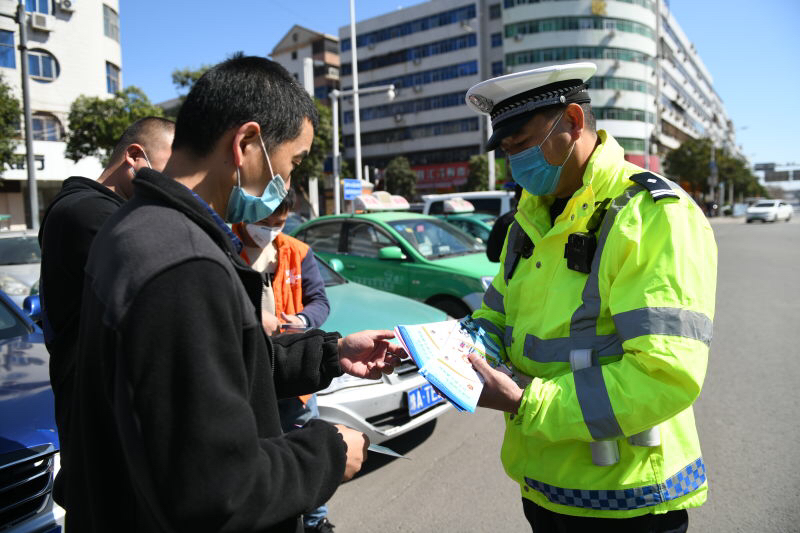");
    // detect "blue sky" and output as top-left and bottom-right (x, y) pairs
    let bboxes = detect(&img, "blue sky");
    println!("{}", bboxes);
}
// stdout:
(120, 0), (799, 165)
